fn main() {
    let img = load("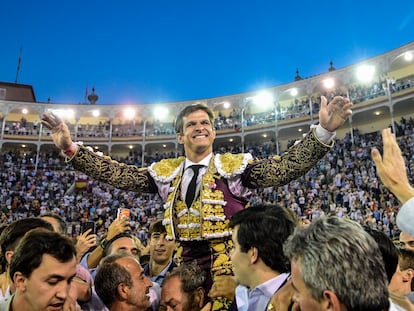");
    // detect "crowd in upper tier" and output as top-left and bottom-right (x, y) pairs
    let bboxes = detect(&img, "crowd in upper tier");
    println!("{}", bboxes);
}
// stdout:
(2, 115), (414, 244)
(3, 75), (413, 139)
